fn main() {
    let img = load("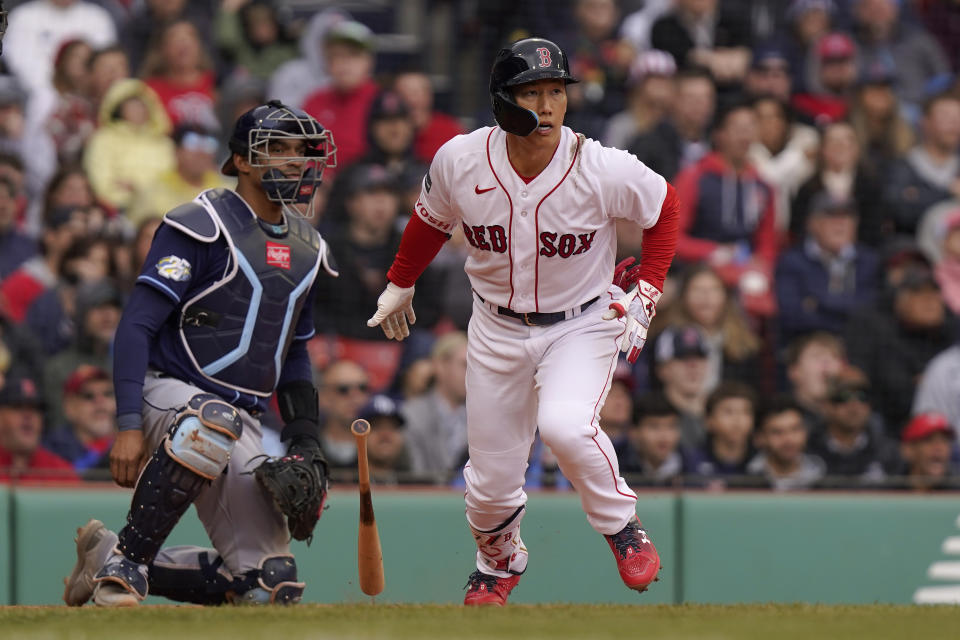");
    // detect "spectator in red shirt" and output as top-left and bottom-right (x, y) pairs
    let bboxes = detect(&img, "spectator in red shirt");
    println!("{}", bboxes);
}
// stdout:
(302, 20), (379, 172)
(673, 97), (779, 314)
(393, 70), (464, 164)
(142, 19), (219, 130)
(0, 371), (78, 482)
